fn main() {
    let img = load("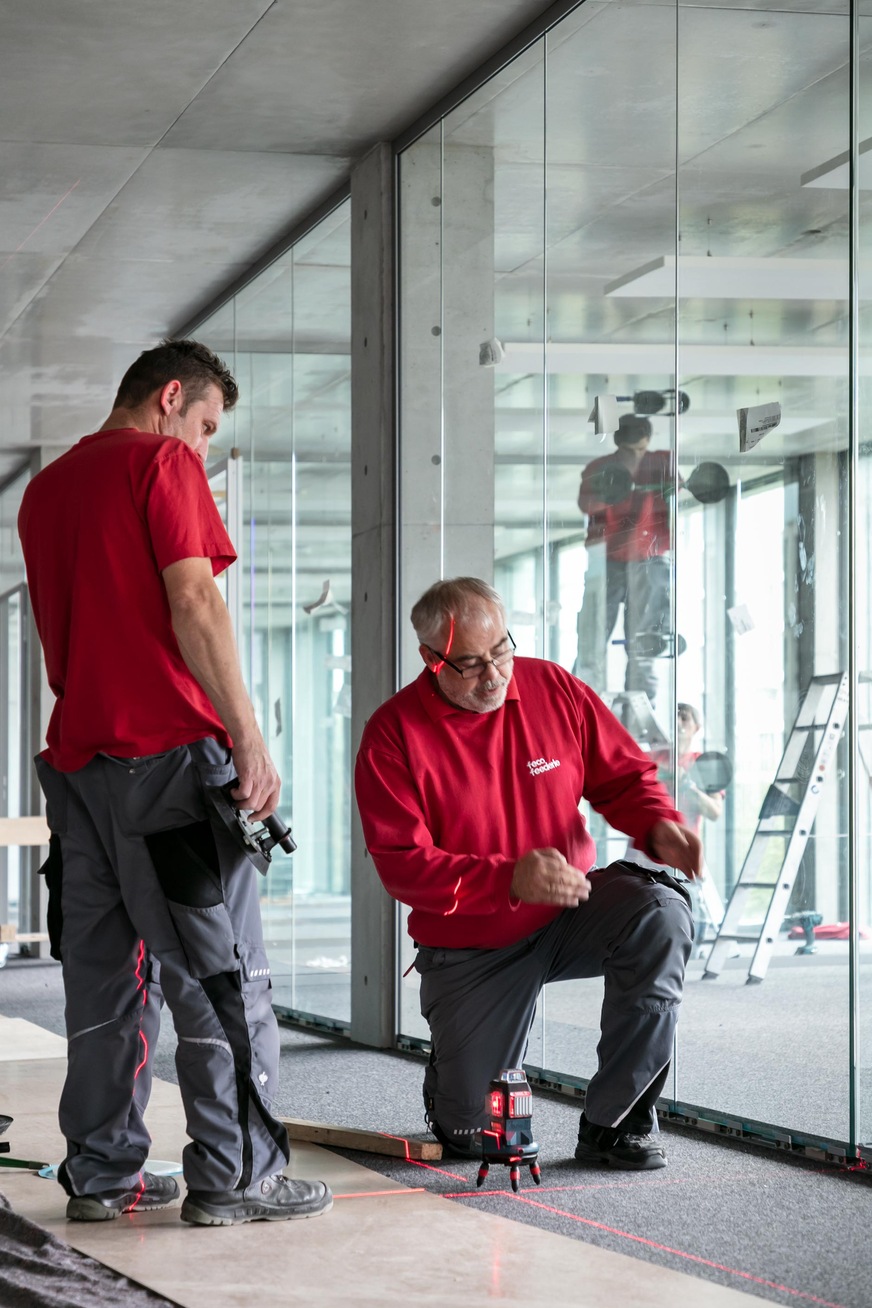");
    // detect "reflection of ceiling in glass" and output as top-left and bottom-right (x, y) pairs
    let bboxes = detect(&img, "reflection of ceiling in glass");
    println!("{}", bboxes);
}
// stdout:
(397, 5), (872, 559)
(199, 201), (351, 357)
(235, 458), (351, 607)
